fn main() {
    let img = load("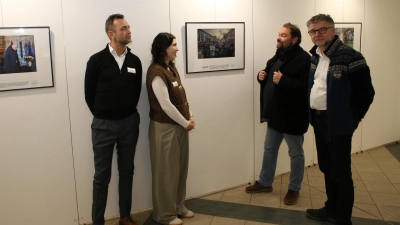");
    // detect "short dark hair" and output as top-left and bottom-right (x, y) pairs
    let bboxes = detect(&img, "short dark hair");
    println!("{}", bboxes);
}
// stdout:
(283, 22), (302, 45)
(151, 32), (176, 68)
(306, 14), (335, 28)
(105, 13), (124, 33)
